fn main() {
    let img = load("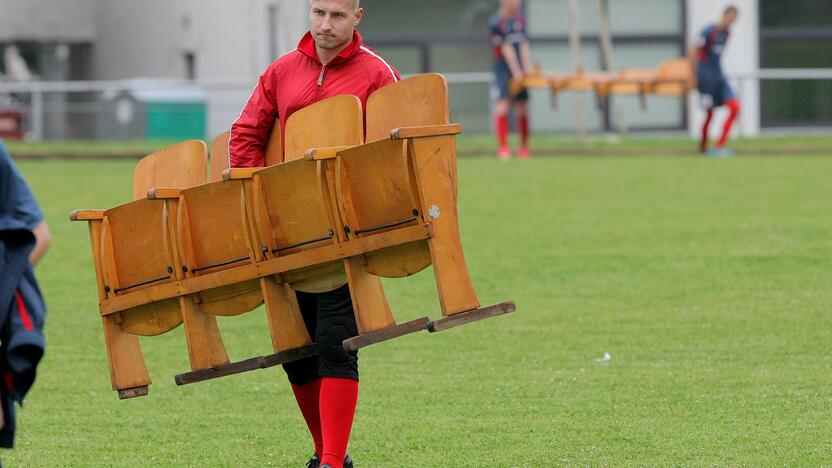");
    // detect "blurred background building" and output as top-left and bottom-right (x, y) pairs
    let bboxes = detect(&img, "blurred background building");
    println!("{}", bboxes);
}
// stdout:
(0, 0), (829, 141)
